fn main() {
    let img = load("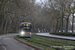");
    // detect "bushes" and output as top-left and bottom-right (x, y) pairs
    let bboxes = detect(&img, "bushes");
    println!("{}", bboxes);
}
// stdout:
(50, 32), (75, 36)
